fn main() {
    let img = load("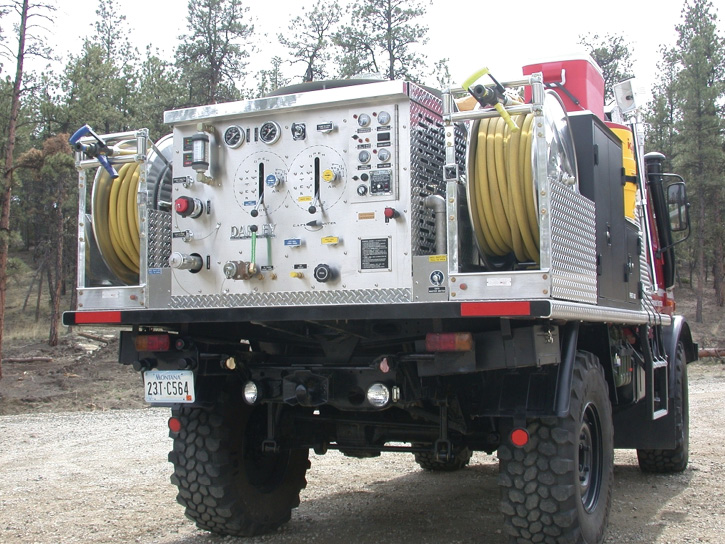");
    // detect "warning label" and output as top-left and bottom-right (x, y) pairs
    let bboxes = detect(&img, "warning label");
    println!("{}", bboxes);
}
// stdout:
(361, 238), (389, 270)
